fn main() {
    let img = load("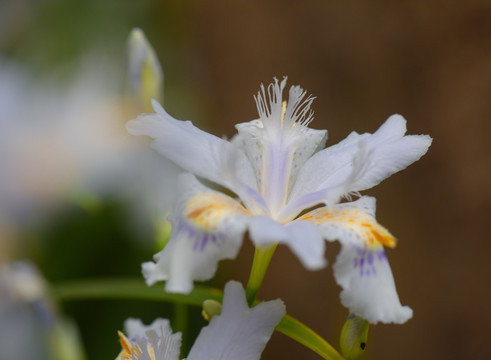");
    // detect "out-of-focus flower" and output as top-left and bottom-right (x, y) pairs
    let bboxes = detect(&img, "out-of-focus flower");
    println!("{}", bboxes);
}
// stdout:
(0, 57), (178, 238)
(128, 78), (431, 324)
(0, 262), (85, 360)
(116, 281), (285, 360)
